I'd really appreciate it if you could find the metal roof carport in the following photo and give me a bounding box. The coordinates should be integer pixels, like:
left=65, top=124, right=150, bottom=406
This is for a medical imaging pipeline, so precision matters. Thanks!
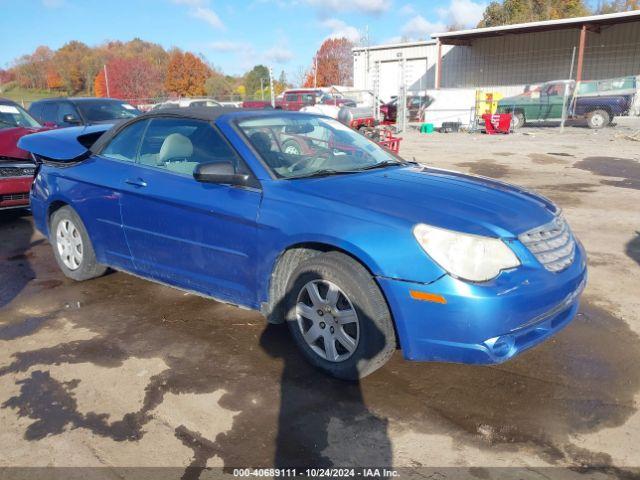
left=432, top=10, right=640, bottom=89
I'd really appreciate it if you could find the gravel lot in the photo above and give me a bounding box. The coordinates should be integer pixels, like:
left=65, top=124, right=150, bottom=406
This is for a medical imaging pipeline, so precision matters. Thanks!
left=1, top=120, right=639, bottom=479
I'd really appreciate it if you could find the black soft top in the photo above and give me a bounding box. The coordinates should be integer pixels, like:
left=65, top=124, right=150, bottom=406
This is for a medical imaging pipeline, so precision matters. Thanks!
left=90, top=107, right=242, bottom=153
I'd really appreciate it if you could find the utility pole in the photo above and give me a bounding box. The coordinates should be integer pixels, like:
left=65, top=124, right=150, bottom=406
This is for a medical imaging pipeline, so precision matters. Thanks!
left=269, top=67, right=275, bottom=108
left=314, top=56, right=318, bottom=88
left=103, top=64, right=110, bottom=97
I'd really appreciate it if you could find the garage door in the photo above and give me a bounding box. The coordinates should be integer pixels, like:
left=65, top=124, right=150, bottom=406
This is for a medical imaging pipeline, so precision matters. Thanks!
left=406, top=58, right=428, bottom=93
left=379, top=61, right=399, bottom=103
left=379, top=58, right=428, bottom=102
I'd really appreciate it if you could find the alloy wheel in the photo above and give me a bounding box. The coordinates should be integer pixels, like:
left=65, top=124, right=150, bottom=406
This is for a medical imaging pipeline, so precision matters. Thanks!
left=295, top=279, right=360, bottom=362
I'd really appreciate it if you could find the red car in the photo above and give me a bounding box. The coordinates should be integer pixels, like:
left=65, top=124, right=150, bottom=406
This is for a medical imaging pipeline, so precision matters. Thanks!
left=0, top=99, right=47, bottom=212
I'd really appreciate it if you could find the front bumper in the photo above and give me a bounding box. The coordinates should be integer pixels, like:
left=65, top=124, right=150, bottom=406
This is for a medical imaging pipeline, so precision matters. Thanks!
left=378, top=241, right=587, bottom=364
left=0, top=177, right=32, bottom=210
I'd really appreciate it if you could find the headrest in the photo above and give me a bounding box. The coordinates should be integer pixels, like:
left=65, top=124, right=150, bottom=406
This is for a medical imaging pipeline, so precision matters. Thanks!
left=159, top=133, right=193, bottom=163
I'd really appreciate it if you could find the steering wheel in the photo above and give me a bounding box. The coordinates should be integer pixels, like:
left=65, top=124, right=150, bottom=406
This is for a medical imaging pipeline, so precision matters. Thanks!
left=287, top=153, right=330, bottom=174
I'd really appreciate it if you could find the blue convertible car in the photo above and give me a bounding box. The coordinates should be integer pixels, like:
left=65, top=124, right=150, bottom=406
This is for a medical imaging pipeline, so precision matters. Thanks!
left=19, top=108, right=587, bottom=379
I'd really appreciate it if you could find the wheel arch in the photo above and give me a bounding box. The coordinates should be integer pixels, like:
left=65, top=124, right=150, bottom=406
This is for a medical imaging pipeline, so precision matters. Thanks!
left=262, top=241, right=380, bottom=324
left=45, top=199, right=70, bottom=237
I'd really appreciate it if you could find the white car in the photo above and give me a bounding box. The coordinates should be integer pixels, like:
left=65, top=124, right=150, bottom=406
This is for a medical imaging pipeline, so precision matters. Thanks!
left=153, top=98, right=223, bottom=110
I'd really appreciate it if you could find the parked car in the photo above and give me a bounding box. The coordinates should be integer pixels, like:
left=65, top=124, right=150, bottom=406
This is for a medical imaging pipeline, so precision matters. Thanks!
left=497, top=77, right=637, bottom=129
left=19, top=108, right=587, bottom=379
left=242, top=89, right=356, bottom=110
left=29, top=97, right=141, bottom=127
left=381, top=95, right=432, bottom=123
left=0, top=99, right=47, bottom=211
left=153, top=98, right=223, bottom=109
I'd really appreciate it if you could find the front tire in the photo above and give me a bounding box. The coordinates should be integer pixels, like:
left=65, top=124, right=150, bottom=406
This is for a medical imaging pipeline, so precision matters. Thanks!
left=587, top=109, right=609, bottom=129
left=284, top=252, right=396, bottom=380
left=50, top=206, right=107, bottom=281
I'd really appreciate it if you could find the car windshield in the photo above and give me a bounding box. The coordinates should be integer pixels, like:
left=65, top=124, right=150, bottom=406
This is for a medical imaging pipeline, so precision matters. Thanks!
left=238, top=115, right=404, bottom=179
left=76, top=100, right=140, bottom=122
left=0, top=103, right=41, bottom=130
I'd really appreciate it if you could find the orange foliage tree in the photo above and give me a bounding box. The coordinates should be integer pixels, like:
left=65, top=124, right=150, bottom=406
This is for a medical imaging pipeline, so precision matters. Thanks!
left=46, top=69, right=64, bottom=90
left=303, top=38, right=354, bottom=88
left=94, top=69, right=107, bottom=97
left=165, top=51, right=210, bottom=97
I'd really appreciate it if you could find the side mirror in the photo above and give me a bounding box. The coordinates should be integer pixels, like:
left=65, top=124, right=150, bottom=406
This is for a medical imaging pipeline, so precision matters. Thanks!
left=63, top=114, right=81, bottom=125
left=43, top=121, right=57, bottom=128
left=193, top=161, right=251, bottom=187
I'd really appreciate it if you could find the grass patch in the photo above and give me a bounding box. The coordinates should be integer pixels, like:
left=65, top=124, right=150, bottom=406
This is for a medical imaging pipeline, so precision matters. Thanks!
left=0, top=83, right=68, bottom=107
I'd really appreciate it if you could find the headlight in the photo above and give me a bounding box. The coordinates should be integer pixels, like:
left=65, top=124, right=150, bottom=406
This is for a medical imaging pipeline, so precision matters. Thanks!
left=413, top=224, right=520, bottom=282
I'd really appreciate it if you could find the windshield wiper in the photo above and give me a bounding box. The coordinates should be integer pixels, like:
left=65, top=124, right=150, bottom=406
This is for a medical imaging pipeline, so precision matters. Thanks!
left=358, top=160, right=404, bottom=171
left=291, top=168, right=362, bottom=179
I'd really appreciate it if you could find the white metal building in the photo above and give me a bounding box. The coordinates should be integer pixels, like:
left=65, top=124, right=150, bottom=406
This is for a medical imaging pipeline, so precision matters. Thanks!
left=353, top=40, right=452, bottom=102
left=353, top=10, right=640, bottom=102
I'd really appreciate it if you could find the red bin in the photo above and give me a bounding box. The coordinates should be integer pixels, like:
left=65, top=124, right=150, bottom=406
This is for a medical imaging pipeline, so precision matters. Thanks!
left=482, top=113, right=512, bottom=134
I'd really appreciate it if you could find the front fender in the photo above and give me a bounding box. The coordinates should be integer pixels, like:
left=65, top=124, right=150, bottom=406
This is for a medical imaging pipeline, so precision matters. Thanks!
left=255, top=183, right=446, bottom=305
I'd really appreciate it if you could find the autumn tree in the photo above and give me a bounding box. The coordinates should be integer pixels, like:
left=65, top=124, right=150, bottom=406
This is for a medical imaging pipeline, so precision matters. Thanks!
left=165, top=50, right=210, bottom=97
left=13, top=46, right=53, bottom=90
left=303, top=38, right=354, bottom=88
left=244, top=65, right=270, bottom=97
left=94, top=58, right=164, bottom=100
left=205, top=70, right=236, bottom=99
left=46, top=68, right=64, bottom=90
left=0, top=69, right=15, bottom=84
left=94, top=69, right=108, bottom=97
left=53, top=41, right=92, bottom=93
left=478, top=0, right=590, bottom=27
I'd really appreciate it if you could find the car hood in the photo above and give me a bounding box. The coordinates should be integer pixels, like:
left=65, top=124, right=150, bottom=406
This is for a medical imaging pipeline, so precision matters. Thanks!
left=0, top=126, right=49, bottom=159
left=288, top=165, right=558, bottom=237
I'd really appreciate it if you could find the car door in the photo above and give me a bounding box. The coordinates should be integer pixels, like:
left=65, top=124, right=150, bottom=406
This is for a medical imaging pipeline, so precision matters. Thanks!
left=119, top=117, right=261, bottom=306
left=74, top=119, right=150, bottom=270
left=283, top=94, right=297, bottom=111
left=38, top=103, right=59, bottom=126
left=543, top=84, right=566, bottom=120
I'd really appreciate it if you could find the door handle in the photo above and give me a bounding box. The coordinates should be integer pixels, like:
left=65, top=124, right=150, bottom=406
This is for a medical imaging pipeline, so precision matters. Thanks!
left=125, top=178, right=147, bottom=188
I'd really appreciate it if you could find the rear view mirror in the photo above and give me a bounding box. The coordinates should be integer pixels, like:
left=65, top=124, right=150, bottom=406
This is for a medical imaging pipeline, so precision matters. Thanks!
left=193, top=161, right=251, bottom=187
left=284, top=124, right=314, bottom=134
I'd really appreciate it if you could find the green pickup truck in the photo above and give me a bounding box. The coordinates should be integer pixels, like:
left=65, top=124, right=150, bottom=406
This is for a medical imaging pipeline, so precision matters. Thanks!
left=497, top=76, right=638, bottom=129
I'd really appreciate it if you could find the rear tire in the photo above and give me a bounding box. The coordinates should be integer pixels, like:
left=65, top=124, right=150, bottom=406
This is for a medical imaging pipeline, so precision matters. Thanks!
left=284, top=251, right=396, bottom=380
left=511, top=111, right=525, bottom=129
left=50, top=206, right=107, bottom=281
left=587, top=109, right=610, bottom=129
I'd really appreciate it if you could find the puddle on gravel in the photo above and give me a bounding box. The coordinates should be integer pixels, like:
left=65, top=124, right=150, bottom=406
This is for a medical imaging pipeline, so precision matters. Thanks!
left=574, top=157, right=640, bottom=190
left=626, top=232, right=640, bottom=267
left=1, top=213, right=640, bottom=477
left=534, top=183, right=599, bottom=207
left=456, top=160, right=511, bottom=179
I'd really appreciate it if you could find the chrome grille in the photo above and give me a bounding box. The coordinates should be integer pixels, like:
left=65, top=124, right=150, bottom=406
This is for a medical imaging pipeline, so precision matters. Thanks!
left=1, top=193, right=29, bottom=201
left=0, top=166, right=35, bottom=177
left=519, top=216, right=576, bottom=272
